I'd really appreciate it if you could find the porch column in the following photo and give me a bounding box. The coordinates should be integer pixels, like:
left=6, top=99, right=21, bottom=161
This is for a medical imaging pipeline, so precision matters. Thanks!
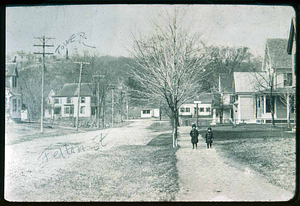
left=287, top=94, right=290, bottom=122
left=263, top=95, right=266, bottom=114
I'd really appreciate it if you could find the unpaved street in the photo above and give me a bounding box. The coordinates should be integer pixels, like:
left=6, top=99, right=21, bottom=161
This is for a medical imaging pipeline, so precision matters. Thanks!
left=5, top=119, right=168, bottom=201
left=175, top=126, right=294, bottom=201
left=5, top=120, right=295, bottom=201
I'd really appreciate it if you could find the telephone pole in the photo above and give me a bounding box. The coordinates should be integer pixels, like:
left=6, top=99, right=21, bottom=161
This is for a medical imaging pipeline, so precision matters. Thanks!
left=92, top=75, right=105, bottom=128
left=74, top=61, right=90, bottom=131
left=34, top=36, right=54, bottom=134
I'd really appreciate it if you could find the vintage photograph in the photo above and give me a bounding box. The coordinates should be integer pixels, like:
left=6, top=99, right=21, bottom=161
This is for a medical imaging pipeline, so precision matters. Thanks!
left=5, top=4, right=296, bottom=201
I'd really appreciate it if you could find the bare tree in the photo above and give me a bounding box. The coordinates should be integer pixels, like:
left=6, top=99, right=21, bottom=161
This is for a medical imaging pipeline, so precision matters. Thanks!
left=250, top=70, right=276, bottom=126
left=129, top=8, right=209, bottom=148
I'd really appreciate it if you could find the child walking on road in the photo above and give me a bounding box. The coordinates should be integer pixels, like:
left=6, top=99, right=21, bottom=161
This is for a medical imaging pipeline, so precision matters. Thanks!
left=190, top=124, right=199, bottom=149
left=205, top=127, right=213, bottom=149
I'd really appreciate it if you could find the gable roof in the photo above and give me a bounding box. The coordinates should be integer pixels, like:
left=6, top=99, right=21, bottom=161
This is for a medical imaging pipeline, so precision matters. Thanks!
left=234, top=72, right=268, bottom=93
left=219, top=73, right=234, bottom=93
left=183, top=93, right=213, bottom=104
left=287, top=17, right=296, bottom=55
left=266, top=38, right=292, bottom=68
left=6, top=63, right=18, bottom=76
left=55, top=83, right=94, bottom=97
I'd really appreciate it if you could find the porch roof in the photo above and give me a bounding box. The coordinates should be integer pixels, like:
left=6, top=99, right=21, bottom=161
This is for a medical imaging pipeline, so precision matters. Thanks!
left=260, top=87, right=295, bottom=94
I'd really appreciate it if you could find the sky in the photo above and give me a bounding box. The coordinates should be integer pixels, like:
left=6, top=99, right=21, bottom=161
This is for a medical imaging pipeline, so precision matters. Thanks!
left=6, top=5, right=295, bottom=58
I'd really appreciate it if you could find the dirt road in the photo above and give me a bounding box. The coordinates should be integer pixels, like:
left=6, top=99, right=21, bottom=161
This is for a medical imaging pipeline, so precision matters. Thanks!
left=5, top=119, right=167, bottom=201
left=175, top=126, right=294, bottom=201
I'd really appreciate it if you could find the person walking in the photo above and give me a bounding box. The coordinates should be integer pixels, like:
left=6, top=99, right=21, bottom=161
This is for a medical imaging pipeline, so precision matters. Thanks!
left=205, top=127, right=214, bottom=149
left=190, top=123, right=199, bottom=149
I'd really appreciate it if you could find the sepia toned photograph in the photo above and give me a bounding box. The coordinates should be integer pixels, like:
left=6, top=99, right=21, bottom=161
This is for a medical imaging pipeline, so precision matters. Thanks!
left=5, top=4, right=297, bottom=202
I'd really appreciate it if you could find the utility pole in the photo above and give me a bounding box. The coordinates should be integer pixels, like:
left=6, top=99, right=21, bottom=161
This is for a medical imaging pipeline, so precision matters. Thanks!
left=112, top=88, right=114, bottom=128
left=108, top=84, right=116, bottom=128
left=194, top=101, right=201, bottom=128
left=34, top=36, right=54, bottom=134
left=74, top=61, right=90, bottom=131
left=126, top=87, right=129, bottom=122
left=93, top=75, right=105, bottom=128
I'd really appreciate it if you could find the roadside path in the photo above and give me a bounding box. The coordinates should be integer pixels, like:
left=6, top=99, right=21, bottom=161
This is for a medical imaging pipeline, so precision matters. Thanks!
left=175, top=127, right=294, bottom=202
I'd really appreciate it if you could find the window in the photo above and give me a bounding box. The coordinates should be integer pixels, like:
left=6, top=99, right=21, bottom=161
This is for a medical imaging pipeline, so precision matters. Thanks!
left=80, top=106, right=85, bottom=114
left=143, top=110, right=150, bottom=114
left=200, top=107, right=204, bottom=112
left=54, top=107, right=61, bottom=114
left=67, top=97, right=71, bottom=103
left=12, top=76, right=17, bottom=88
left=185, top=108, right=190, bottom=112
left=284, top=73, right=292, bottom=87
left=54, top=99, right=59, bottom=104
left=18, top=99, right=21, bottom=112
left=206, top=107, right=211, bottom=112
left=13, top=99, right=17, bottom=112
left=180, top=107, right=185, bottom=112
left=70, top=106, right=74, bottom=114
left=81, top=97, right=85, bottom=103
left=64, top=107, right=70, bottom=114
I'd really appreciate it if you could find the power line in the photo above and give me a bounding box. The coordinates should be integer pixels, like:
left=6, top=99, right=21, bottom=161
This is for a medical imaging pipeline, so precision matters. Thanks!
left=33, top=36, right=55, bottom=134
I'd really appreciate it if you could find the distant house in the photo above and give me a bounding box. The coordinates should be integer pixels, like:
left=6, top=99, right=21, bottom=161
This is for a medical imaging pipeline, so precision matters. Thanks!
left=141, top=108, right=160, bottom=118
left=51, top=83, right=97, bottom=118
left=5, top=62, right=22, bottom=122
left=179, top=93, right=213, bottom=117
left=211, top=73, right=235, bottom=124
left=45, top=89, right=56, bottom=119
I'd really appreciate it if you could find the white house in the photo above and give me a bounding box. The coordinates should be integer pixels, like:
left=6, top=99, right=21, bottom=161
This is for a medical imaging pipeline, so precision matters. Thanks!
left=179, top=93, right=213, bottom=117
left=5, top=62, right=22, bottom=122
left=51, top=83, right=97, bottom=119
left=141, top=108, right=160, bottom=118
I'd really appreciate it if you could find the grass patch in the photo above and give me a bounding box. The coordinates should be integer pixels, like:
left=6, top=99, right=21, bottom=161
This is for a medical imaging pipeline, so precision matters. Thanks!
left=148, top=121, right=172, bottom=132
left=201, top=126, right=296, bottom=193
left=25, top=133, right=179, bottom=201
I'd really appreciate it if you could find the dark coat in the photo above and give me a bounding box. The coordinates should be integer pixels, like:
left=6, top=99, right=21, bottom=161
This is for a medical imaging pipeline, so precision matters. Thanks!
left=205, top=131, right=213, bottom=143
left=190, top=129, right=199, bottom=144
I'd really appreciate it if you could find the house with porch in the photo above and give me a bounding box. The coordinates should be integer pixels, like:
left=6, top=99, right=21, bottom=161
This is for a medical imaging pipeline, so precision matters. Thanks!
left=232, top=38, right=295, bottom=124
left=5, top=62, right=22, bottom=122
left=51, top=83, right=97, bottom=119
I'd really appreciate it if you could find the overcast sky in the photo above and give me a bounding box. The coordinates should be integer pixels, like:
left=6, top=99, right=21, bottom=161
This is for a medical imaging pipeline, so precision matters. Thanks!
left=6, top=5, right=295, bottom=58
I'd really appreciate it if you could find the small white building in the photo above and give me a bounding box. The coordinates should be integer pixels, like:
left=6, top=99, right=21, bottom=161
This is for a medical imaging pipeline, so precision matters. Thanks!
left=179, top=94, right=213, bottom=117
left=141, top=108, right=160, bottom=118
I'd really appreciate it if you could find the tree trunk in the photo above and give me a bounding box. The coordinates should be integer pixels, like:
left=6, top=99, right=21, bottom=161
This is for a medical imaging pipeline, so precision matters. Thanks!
left=172, top=109, right=178, bottom=148
left=270, top=95, right=275, bottom=127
